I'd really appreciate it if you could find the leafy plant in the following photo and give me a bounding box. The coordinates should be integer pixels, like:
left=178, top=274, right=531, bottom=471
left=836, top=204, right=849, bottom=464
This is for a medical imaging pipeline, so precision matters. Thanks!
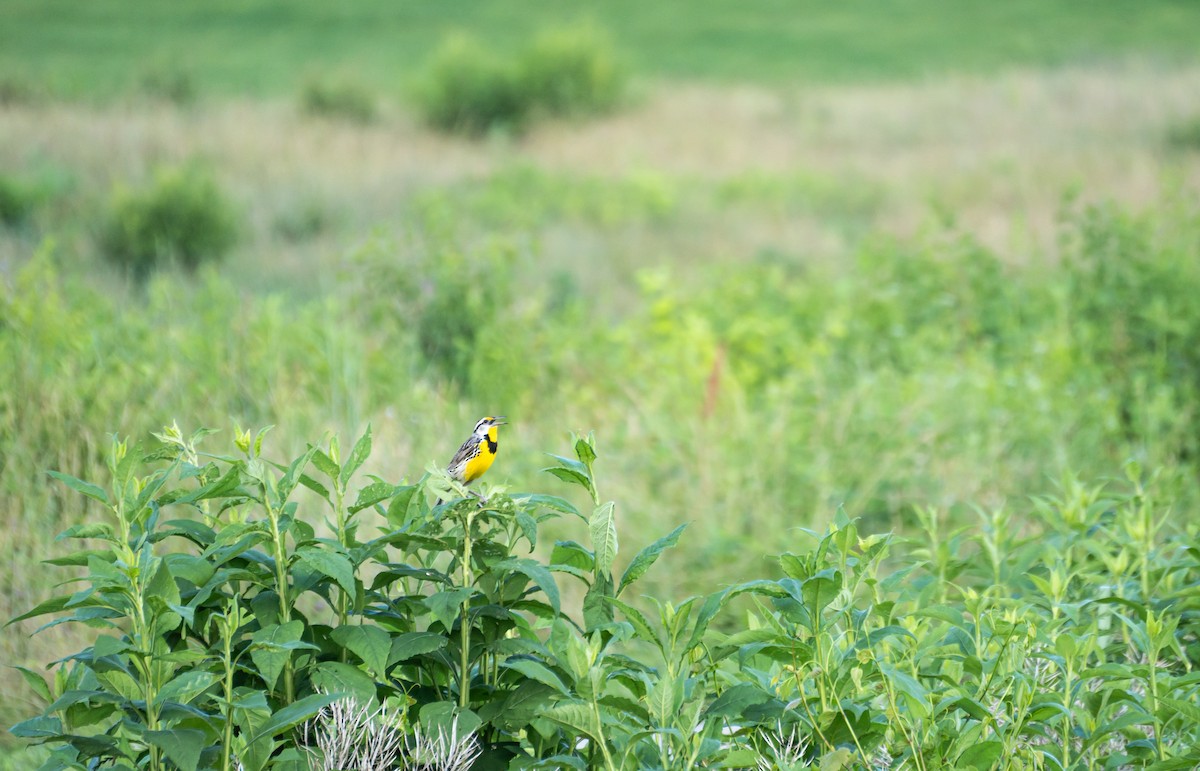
left=100, top=163, right=239, bottom=279
left=413, top=34, right=527, bottom=136
left=299, top=74, right=377, bottom=124
left=515, top=25, right=625, bottom=118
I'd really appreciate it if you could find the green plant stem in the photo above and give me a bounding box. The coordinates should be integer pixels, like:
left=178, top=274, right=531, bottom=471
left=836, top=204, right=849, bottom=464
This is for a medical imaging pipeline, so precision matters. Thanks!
left=221, top=628, right=236, bottom=771
left=459, top=506, right=475, bottom=710
left=265, top=495, right=295, bottom=704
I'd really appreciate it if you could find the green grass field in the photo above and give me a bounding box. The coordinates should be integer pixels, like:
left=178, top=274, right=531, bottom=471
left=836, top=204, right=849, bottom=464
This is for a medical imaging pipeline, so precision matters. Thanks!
left=3, top=2, right=1200, bottom=768
left=2, top=0, right=1200, bottom=97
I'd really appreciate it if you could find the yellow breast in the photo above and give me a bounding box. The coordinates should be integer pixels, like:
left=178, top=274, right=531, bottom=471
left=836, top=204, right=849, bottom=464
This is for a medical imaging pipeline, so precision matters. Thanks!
left=462, top=427, right=499, bottom=482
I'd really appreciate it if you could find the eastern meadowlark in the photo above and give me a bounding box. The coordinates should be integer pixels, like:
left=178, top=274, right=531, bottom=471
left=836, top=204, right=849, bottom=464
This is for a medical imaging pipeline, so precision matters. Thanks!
left=438, top=415, right=507, bottom=504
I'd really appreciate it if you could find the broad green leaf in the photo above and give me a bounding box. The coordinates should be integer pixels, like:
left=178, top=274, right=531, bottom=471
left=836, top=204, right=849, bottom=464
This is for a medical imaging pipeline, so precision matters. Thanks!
left=802, top=569, right=842, bottom=619
left=542, top=700, right=601, bottom=741
left=340, top=425, right=372, bottom=487
left=54, top=523, right=116, bottom=543
left=247, top=692, right=342, bottom=745
left=311, top=448, right=340, bottom=482
left=155, top=671, right=220, bottom=708
left=47, top=470, right=109, bottom=505
left=7, top=594, right=71, bottom=626
left=518, top=494, right=581, bottom=519
left=618, top=524, right=687, bottom=595
left=609, top=597, right=661, bottom=648
left=500, top=658, right=571, bottom=695
left=574, top=436, right=597, bottom=470
left=250, top=620, right=305, bottom=692
left=583, top=571, right=614, bottom=631
left=495, top=558, right=561, bottom=614
left=1159, top=697, right=1200, bottom=724
left=385, top=484, right=423, bottom=528
left=8, top=715, right=62, bottom=738
left=145, top=728, right=206, bottom=771
left=495, top=681, right=557, bottom=731
left=419, top=701, right=481, bottom=737
left=331, top=624, right=391, bottom=677
left=350, top=481, right=396, bottom=514
left=550, top=540, right=594, bottom=572
left=704, top=682, right=771, bottom=719
left=590, top=501, right=617, bottom=578
left=388, top=631, right=449, bottom=665
left=542, top=466, right=591, bottom=492
left=956, top=740, right=1003, bottom=770
left=311, top=661, right=377, bottom=705
left=424, top=587, right=473, bottom=632
left=14, top=666, right=52, bottom=702
left=295, top=547, right=356, bottom=596
left=297, top=473, right=332, bottom=504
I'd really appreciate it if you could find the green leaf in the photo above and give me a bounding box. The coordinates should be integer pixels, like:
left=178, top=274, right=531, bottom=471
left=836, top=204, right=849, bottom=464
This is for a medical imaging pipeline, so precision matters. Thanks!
left=331, top=624, right=392, bottom=677
left=311, top=661, right=377, bottom=705
left=295, top=547, right=357, bottom=596
left=8, top=715, right=62, bottom=738
left=47, top=470, right=109, bottom=505
left=542, top=466, right=592, bottom=492
left=609, top=597, right=661, bottom=648
left=145, top=729, right=206, bottom=771
left=704, top=682, right=772, bottom=719
left=340, top=425, right=372, bottom=487
left=298, top=474, right=332, bottom=504
left=542, top=700, right=601, bottom=741
left=155, top=671, right=220, bottom=707
left=956, top=740, right=1003, bottom=770
left=388, top=631, right=449, bottom=665
left=424, top=587, right=474, bottom=632
left=385, top=484, right=423, bottom=529
left=419, top=701, right=481, bottom=737
left=350, top=481, right=396, bottom=514
left=495, top=558, right=561, bottom=615
left=312, top=448, right=340, bottom=482
left=574, top=436, right=597, bottom=472
left=6, top=594, right=71, bottom=626
left=583, top=571, right=614, bottom=631
left=590, top=501, right=618, bottom=578
left=618, top=524, right=687, bottom=595
left=500, top=658, right=571, bottom=695
left=518, top=494, right=581, bottom=519
left=54, top=522, right=117, bottom=542
left=14, top=666, right=52, bottom=702
left=250, top=620, right=305, bottom=692
left=1159, top=697, right=1200, bottom=724
left=802, top=568, right=842, bottom=619
left=247, top=692, right=342, bottom=745
left=495, top=682, right=557, bottom=731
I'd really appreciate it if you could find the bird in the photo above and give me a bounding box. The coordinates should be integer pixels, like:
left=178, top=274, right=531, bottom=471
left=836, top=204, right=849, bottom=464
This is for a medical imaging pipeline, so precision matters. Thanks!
left=437, top=416, right=507, bottom=505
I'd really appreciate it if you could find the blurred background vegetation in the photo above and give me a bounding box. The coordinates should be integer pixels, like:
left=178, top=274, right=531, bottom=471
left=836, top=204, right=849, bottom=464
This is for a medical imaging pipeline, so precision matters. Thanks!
left=3, top=0, right=1200, bottom=760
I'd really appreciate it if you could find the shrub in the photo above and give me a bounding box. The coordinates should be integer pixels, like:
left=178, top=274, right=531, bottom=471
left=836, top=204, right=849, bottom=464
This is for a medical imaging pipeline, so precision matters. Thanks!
left=1166, top=115, right=1200, bottom=151
left=100, top=164, right=238, bottom=278
left=515, top=24, right=625, bottom=117
left=0, top=174, right=37, bottom=227
left=299, top=73, right=378, bottom=124
left=414, top=34, right=526, bottom=136
left=139, top=61, right=197, bottom=105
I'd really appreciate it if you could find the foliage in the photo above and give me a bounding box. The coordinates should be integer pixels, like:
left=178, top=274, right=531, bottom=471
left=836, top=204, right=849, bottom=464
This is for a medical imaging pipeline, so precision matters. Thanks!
left=10, top=431, right=1200, bottom=769
left=413, top=33, right=528, bottom=136
left=1165, top=116, right=1200, bottom=152
left=100, top=163, right=239, bottom=278
left=414, top=23, right=625, bottom=136
left=139, top=60, right=198, bottom=105
left=0, top=174, right=38, bottom=227
left=5, top=0, right=1200, bottom=99
left=515, top=24, right=625, bottom=118
left=299, top=73, right=377, bottom=124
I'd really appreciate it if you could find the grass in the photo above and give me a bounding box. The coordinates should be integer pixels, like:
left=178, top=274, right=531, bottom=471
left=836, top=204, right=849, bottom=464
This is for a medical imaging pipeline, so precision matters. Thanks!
left=1, top=0, right=1200, bottom=98
left=4, top=2, right=1200, bottom=764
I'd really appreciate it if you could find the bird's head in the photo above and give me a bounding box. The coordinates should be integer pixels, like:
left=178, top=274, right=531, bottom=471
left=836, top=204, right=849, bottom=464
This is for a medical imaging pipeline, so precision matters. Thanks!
left=473, top=415, right=507, bottom=439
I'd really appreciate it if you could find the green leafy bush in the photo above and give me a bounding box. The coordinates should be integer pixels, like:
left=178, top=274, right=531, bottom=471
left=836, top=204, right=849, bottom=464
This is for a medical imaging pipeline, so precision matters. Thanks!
left=414, top=24, right=627, bottom=136
left=100, top=164, right=239, bottom=278
left=299, top=73, right=377, bottom=124
left=414, top=34, right=527, bottom=136
left=1165, top=115, right=1200, bottom=151
left=0, top=174, right=37, bottom=227
left=10, top=431, right=1200, bottom=769
left=515, top=25, right=625, bottom=118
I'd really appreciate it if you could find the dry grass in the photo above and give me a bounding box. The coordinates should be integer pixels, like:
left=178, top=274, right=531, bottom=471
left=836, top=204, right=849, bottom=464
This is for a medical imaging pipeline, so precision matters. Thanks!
left=2, top=62, right=1198, bottom=284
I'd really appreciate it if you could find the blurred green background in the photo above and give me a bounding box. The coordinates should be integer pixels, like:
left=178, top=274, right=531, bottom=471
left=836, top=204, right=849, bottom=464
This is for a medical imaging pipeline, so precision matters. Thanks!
left=3, top=0, right=1200, bottom=760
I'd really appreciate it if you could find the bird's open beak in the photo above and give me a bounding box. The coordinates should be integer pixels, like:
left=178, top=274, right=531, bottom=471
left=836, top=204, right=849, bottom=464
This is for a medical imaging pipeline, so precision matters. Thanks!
left=493, top=416, right=508, bottom=426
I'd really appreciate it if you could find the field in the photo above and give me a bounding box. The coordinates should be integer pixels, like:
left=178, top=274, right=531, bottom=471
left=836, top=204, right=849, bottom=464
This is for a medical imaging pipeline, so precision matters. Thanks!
left=3, top=2, right=1200, bottom=769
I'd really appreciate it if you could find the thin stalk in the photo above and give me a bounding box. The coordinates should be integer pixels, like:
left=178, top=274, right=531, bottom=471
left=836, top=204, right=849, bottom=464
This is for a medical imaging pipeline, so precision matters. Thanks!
left=459, top=507, right=475, bottom=710
left=220, top=624, right=236, bottom=771
left=264, top=494, right=295, bottom=703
